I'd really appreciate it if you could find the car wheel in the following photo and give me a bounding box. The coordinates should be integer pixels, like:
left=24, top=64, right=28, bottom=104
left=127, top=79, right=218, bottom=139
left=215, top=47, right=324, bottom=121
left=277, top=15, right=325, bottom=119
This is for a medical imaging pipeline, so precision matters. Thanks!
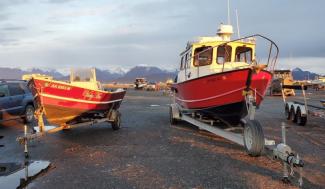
left=24, top=105, right=35, bottom=123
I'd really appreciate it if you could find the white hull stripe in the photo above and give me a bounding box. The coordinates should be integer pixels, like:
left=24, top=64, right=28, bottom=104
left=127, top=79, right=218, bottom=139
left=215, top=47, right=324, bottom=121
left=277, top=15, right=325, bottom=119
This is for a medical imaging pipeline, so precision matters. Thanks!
left=40, top=93, right=123, bottom=104
left=176, top=87, right=264, bottom=103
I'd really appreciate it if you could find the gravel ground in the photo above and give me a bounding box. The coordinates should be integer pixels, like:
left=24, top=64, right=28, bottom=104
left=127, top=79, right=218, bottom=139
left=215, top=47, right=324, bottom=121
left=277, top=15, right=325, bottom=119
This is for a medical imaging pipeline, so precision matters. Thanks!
left=0, top=89, right=324, bottom=189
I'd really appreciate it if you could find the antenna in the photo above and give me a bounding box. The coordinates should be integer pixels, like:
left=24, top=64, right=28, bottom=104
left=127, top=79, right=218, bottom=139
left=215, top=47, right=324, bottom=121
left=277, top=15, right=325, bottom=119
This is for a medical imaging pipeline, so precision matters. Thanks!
left=235, top=9, right=240, bottom=38
left=227, top=0, right=231, bottom=24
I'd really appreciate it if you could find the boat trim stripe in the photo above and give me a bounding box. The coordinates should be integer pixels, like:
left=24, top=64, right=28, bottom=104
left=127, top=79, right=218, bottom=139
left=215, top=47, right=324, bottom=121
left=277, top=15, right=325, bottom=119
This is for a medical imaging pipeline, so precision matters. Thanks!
left=176, top=87, right=264, bottom=103
left=39, top=93, right=123, bottom=104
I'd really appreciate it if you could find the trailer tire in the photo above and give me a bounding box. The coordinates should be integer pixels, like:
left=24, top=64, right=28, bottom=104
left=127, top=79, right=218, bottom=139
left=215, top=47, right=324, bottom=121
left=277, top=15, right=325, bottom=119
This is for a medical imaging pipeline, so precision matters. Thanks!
left=169, top=106, right=177, bottom=125
left=111, top=111, right=121, bottom=130
left=296, top=108, right=307, bottom=126
left=285, top=104, right=291, bottom=120
left=23, top=105, right=35, bottom=124
left=243, top=120, right=264, bottom=157
left=290, top=107, right=297, bottom=123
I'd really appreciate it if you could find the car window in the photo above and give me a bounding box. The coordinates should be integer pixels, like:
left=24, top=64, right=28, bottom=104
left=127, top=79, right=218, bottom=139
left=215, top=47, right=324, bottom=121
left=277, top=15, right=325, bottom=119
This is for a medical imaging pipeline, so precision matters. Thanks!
left=20, top=82, right=30, bottom=93
left=8, top=83, right=25, bottom=96
left=0, top=84, right=10, bottom=97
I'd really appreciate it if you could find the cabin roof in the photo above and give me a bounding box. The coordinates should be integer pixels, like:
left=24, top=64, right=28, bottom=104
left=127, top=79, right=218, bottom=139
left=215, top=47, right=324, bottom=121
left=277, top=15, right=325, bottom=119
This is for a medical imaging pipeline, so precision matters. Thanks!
left=180, top=36, right=255, bottom=56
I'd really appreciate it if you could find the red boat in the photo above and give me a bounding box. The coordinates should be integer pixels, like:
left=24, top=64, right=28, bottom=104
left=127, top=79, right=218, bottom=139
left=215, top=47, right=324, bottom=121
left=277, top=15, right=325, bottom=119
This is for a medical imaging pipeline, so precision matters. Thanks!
left=29, top=69, right=126, bottom=127
left=172, top=24, right=278, bottom=126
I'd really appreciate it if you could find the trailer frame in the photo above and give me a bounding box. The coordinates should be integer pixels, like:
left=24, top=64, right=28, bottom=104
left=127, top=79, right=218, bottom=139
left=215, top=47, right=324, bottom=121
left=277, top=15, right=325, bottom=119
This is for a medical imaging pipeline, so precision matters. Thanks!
left=170, top=91, right=304, bottom=185
left=282, top=84, right=325, bottom=126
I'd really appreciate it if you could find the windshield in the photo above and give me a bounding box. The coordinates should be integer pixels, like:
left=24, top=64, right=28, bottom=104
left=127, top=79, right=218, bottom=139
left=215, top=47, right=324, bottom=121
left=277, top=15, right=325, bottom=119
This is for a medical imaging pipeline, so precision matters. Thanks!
left=71, top=68, right=95, bottom=82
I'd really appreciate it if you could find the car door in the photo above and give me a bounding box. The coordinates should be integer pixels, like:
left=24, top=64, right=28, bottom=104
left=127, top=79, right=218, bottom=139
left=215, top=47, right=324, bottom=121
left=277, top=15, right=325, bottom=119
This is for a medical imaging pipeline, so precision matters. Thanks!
left=0, top=84, right=11, bottom=121
left=8, top=83, right=25, bottom=117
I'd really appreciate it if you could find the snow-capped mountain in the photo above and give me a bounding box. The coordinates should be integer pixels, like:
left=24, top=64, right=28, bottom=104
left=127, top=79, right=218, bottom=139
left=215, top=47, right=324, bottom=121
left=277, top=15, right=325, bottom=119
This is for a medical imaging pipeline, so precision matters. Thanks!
left=0, top=66, right=176, bottom=82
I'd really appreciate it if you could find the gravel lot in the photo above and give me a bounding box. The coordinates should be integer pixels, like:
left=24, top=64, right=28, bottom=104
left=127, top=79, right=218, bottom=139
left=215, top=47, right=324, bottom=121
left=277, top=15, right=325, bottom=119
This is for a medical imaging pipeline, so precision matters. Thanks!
left=0, top=89, right=324, bottom=189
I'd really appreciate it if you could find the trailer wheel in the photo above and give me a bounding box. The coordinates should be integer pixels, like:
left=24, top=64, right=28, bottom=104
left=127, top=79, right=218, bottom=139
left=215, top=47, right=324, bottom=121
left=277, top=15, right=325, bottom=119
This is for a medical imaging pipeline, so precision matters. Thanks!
left=290, top=107, right=297, bottom=123
left=296, top=108, right=307, bottom=126
left=111, top=111, right=121, bottom=130
left=169, top=106, right=177, bottom=125
left=285, top=104, right=291, bottom=120
left=243, top=120, right=265, bottom=157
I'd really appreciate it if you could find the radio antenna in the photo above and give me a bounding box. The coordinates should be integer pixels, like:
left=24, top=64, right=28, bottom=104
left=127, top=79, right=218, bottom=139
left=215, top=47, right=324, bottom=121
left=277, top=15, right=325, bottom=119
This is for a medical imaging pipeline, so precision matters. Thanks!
left=227, top=0, right=231, bottom=24
left=235, top=9, right=240, bottom=38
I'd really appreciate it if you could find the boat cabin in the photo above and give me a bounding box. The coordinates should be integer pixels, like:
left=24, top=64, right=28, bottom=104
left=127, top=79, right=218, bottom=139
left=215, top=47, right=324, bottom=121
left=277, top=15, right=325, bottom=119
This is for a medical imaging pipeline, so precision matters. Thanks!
left=177, top=24, right=256, bottom=83
left=135, top=78, right=147, bottom=84
left=70, top=68, right=103, bottom=90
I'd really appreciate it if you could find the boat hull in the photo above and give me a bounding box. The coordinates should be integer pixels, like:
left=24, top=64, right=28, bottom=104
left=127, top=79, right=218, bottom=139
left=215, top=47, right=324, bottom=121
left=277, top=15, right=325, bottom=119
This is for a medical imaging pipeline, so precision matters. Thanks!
left=173, top=68, right=272, bottom=125
left=29, top=78, right=126, bottom=126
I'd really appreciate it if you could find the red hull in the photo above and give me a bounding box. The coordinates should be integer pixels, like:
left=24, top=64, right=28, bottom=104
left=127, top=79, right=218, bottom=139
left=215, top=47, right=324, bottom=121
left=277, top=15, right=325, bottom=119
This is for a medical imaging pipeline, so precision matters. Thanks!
left=173, top=68, right=272, bottom=110
left=30, top=78, right=126, bottom=125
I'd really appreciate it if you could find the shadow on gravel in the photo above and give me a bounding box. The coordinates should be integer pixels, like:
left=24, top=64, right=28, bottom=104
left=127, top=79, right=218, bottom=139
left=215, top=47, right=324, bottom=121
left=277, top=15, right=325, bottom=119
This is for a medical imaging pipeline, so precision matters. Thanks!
left=169, top=127, right=324, bottom=189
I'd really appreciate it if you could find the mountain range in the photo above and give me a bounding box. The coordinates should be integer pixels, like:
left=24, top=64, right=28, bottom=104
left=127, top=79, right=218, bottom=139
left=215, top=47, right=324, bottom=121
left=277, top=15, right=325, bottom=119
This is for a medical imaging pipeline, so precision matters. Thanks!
left=0, top=66, right=177, bottom=83
left=0, top=66, right=321, bottom=82
left=291, top=67, right=320, bottom=80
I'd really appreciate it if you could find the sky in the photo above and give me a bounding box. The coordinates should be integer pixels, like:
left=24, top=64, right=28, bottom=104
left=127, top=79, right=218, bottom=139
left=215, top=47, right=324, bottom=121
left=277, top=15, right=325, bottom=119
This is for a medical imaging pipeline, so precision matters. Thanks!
left=0, top=0, right=324, bottom=74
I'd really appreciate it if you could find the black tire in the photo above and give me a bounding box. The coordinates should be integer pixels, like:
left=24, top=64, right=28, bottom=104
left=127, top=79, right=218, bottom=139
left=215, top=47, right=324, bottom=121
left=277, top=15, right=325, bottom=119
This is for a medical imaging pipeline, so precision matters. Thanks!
left=296, top=108, right=307, bottom=126
left=111, top=111, right=121, bottom=130
left=285, top=104, right=290, bottom=120
left=169, top=106, right=177, bottom=125
left=290, top=107, right=297, bottom=123
left=23, top=105, right=34, bottom=124
left=243, top=120, right=265, bottom=157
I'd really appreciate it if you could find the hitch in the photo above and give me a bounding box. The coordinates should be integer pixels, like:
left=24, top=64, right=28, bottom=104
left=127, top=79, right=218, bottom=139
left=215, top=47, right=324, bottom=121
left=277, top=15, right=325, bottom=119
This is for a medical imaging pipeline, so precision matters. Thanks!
left=271, top=122, right=304, bottom=186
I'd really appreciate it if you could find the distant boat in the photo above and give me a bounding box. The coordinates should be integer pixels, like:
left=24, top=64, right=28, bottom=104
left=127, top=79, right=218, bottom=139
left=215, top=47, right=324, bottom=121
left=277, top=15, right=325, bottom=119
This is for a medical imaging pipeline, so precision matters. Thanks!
left=310, top=76, right=325, bottom=90
left=172, top=23, right=278, bottom=125
left=134, top=78, right=147, bottom=90
left=29, top=68, right=126, bottom=126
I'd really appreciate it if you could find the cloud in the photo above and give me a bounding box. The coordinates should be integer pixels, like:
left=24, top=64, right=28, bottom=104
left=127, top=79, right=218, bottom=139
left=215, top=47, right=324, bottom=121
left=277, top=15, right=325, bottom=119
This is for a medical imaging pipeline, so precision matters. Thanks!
left=46, top=0, right=75, bottom=4
left=278, top=57, right=325, bottom=75
left=0, top=0, right=324, bottom=74
left=1, top=26, right=26, bottom=31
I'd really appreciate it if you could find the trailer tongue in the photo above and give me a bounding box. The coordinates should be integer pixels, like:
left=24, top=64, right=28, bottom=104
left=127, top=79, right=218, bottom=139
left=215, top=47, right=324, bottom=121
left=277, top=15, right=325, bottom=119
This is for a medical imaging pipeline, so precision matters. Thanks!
left=170, top=87, right=305, bottom=186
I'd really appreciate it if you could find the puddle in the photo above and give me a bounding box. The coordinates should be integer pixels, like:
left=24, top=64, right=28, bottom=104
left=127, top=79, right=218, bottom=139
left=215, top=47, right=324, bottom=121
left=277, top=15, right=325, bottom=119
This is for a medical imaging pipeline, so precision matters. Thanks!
left=149, top=104, right=161, bottom=107
left=0, top=161, right=50, bottom=189
left=33, top=126, right=57, bottom=133
left=0, top=163, right=22, bottom=176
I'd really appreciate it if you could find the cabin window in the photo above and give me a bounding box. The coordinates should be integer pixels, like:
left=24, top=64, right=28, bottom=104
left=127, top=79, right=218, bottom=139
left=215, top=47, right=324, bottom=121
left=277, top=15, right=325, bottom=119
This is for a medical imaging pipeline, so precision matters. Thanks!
left=217, top=45, right=232, bottom=64
left=185, top=54, right=188, bottom=69
left=180, top=57, right=184, bottom=70
left=235, top=46, right=252, bottom=63
left=187, top=52, right=192, bottom=68
left=194, top=46, right=213, bottom=67
left=184, top=53, right=191, bottom=69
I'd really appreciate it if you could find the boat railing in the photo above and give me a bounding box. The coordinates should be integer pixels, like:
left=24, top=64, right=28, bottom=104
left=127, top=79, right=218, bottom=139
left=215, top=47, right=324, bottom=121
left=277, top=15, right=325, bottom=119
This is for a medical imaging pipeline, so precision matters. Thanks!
left=192, top=34, right=279, bottom=77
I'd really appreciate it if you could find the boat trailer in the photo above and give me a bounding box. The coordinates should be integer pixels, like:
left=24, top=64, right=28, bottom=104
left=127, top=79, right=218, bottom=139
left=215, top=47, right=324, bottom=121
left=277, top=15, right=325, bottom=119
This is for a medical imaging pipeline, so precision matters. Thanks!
left=17, top=106, right=121, bottom=158
left=170, top=92, right=304, bottom=186
left=282, top=84, right=325, bottom=126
